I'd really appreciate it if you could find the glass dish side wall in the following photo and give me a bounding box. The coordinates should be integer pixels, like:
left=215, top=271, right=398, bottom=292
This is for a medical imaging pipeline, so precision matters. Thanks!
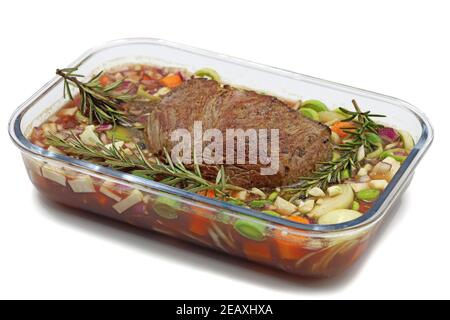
left=22, top=152, right=379, bottom=277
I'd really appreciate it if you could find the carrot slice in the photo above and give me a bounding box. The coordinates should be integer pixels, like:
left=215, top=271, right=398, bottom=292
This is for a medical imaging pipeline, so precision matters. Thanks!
left=99, top=75, right=111, bottom=87
left=189, top=213, right=210, bottom=236
left=331, top=121, right=355, bottom=138
left=159, top=73, right=183, bottom=88
left=242, top=241, right=272, bottom=262
left=273, top=218, right=310, bottom=260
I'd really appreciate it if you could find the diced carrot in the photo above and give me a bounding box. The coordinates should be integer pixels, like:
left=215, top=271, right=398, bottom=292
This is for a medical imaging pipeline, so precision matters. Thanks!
left=331, top=121, right=355, bottom=138
left=189, top=213, right=210, bottom=236
left=242, top=241, right=272, bottom=262
left=99, top=75, right=111, bottom=87
left=287, top=215, right=310, bottom=224
left=273, top=226, right=309, bottom=261
left=97, top=194, right=109, bottom=206
left=159, top=73, right=183, bottom=88
left=142, top=74, right=152, bottom=81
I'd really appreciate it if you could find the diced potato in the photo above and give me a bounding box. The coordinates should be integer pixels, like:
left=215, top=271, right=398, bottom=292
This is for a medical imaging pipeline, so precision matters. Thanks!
left=113, top=189, right=143, bottom=214
left=308, top=187, right=326, bottom=197
left=25, top=157, right=43, bottom=176
left=327, top=185, right=343, bottom=197
left=274, top=196, right=297, bottom=215
left=42, top=165, right=66, bottom=186
left=382, top=157, right=401, bottom=181
left=99, top=181, right=122, bottom=202
left=68, top=175, right=96, bottom=193
left=357, top=167, right=368, bottom=176
left=350, top=182, right=370, bottom=193
left=298, top=199, right=315, bottom=214
left=363, top=163, right=373, bottom=171
left=369, top=179, right=388, bottom=190
left=233, top=190, right=248, bottom=201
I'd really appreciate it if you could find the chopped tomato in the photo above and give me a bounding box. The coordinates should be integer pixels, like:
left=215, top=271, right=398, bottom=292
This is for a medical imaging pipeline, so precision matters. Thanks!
left=358, top=201, right=372, bottom=213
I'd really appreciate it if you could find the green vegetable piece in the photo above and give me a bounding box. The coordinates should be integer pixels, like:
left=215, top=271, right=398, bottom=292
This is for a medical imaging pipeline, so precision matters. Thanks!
left=341, top=168, right=351, bottom=180
left=153, top=196, right=181, bottom=220
left=356, top=189, right=381, bottom=202
left=399, top=130, right=414, bottom=150
left=75, top=111, right=89, bottom=124
left=299, top=108, right=320, bottom=121
left=380, top=149, right=407, bottom=163
left=249, top=199, right=272, bottom=208
left=301, top=99, right=329, bottom=112
left=366, top=132, right=382, bottom=145
left=352, top=201, right=360, bottom=211
left=261, top=210, right=281, bottom=217
left=234, top=219, right=266, bottom=241
left=267, top=191, right=279, bottom=202
left=194, top=68, right=221, bottom=81
left=367, top=143, right=383, bottom=159
left=332, top=151, right=341, bottom=161
left=227, top=198, right=246, bottom=206
left=136, top=85, right=161, bottom=102
left=106, top=126, right=133, bottom=142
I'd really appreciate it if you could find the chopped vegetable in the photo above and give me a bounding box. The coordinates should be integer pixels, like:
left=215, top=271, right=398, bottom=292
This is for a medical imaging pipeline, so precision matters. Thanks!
left=369, top=179, right=388, bottom=190
left=68, top=175, right=96, bottom=193
left=194, top=68, right=221, bottom=81
left=399, top=130, right=414, bottom=150
left=159, top=73, right=183, bottom=88
left=327, top=185, right=342, bottom=197
left=330, top=121, right=355, bottom=138
left=274, top=196, right=298, bottom=215
left=267, top=191, right=278, bottom=202
left=318, top=111, right=345, bottom=123
left=309, top=184, right=354, bottom=218
left=318, top=209, right=362, bottom=225
left=308, top=187, right=326, bottom=197
left=378, top=127, right=399, bottom=142
left=153, top=196, right=181, bottom=219
left=301, top=99, right=328, bottom=112
left=80, top=125, right=102, bottom=146
left=298, top=199, right=315, bottom=214
left=41, top=165, right=66, bottom=186
left=299, top=108, right=320, bottom=121
left=356, top=188, right=380, bottom=202
left=234, top=218, right=266, bottom=241
left=106, top=126, right=134, bottom=142
left=249, top=199, right=272, bottom=208
left=351, top=201, right=360, bottom=211
left=112, top=189, right=143, bottom=214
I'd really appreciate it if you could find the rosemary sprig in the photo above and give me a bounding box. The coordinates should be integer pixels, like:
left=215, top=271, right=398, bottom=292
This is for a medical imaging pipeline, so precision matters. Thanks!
left=56, top=66, right=132, bottom=126
left=47, top=132, right=242, bottom=195
left=285, top=99, right=385, bottom=202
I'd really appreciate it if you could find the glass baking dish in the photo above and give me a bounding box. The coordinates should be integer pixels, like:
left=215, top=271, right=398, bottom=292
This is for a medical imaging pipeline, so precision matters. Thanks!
left=8, top=38, right=433, bottom=278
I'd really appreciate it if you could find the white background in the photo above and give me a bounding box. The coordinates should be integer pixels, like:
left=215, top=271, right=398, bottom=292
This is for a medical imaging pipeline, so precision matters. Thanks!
left=0, top=0, right=448, bottom=299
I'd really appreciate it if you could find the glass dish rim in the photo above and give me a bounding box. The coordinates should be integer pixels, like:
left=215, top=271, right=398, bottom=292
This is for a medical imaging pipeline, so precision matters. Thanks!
left=8, top=37, right=434, bottom=233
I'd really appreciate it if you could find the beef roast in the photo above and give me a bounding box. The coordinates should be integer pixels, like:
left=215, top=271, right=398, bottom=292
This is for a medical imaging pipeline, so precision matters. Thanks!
left=145, top=78, right=331, bottom=189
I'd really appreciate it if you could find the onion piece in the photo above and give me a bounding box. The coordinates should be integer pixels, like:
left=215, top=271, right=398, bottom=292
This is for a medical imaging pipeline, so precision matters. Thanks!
left=378, top=127, right=400, bottom=142
left=372, top=161, right=392, bottom=174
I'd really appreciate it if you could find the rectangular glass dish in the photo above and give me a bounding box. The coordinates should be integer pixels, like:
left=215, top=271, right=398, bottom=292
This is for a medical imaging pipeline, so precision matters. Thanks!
left=9, top=38, right=433, bottom=278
